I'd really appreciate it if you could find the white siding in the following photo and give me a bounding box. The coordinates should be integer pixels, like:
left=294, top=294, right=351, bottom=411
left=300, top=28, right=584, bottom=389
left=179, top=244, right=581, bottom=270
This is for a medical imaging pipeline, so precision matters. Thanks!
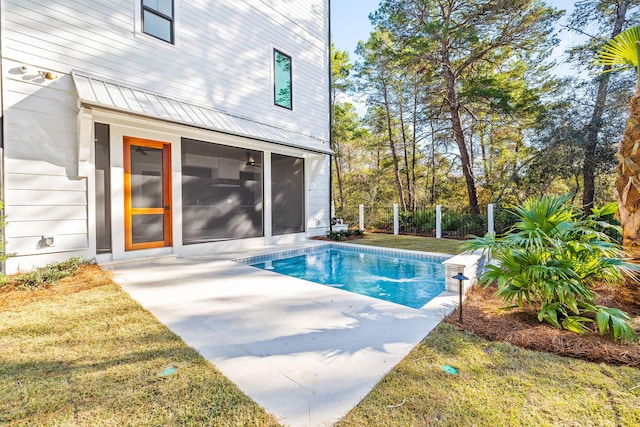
left=1, top=0, right=330, bottom=272
left=3, top=69, right=87, bottom=267
left=306, top=155, right=330, bottom=237
left=3, top=0, right=329, bottom=139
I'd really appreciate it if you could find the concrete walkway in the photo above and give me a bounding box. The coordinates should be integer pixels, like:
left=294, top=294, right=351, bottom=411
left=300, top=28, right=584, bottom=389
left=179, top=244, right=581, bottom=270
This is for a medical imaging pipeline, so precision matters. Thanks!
left=109, top=244, right=457, bottom=426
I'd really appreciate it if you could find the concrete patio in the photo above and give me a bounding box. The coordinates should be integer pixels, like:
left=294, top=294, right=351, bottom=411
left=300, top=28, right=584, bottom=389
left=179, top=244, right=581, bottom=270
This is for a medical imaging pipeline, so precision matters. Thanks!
left=108, top=243, right=457, bottom=426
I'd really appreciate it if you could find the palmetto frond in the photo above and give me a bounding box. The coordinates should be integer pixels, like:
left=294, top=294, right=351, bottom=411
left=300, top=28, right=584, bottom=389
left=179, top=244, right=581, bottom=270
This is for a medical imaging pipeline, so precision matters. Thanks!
left=594, top=25, right=640, bottom=76
left=466, top=195, right=636, bottom=341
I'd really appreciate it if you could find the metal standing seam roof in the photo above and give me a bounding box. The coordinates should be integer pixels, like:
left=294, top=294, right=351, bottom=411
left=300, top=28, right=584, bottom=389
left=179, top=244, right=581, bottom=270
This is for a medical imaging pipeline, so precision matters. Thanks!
left=71, top=70, right=332, bottom=155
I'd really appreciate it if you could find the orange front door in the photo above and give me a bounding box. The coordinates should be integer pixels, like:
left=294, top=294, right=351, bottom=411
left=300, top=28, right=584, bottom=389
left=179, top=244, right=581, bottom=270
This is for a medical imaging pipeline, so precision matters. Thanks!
left=123, top=137, right=172, bottom=250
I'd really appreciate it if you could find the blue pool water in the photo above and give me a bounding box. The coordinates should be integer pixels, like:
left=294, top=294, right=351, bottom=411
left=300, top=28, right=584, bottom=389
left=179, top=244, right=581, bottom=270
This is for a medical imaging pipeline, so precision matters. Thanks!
left=249, top=247, right=446, bottom=309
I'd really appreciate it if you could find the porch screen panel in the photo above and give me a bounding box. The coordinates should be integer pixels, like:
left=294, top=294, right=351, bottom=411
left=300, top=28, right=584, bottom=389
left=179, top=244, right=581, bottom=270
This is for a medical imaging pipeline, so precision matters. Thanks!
left=181, top=138, right=263, bottom=244
left=132, top=214, right=164, bottom=244
left=271, top=154, right=304, bottom=235
left=95, top=123, right=112, bottom=253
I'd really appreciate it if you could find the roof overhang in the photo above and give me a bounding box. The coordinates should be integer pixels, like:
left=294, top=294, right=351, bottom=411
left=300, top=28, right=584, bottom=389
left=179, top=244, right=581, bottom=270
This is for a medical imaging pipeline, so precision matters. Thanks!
left=71, top=70, right=332, bottom=155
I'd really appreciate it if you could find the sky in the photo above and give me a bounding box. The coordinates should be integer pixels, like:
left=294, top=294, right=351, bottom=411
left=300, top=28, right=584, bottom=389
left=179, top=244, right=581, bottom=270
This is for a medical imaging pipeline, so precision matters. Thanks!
left=330, top=0, right=581, bottom=78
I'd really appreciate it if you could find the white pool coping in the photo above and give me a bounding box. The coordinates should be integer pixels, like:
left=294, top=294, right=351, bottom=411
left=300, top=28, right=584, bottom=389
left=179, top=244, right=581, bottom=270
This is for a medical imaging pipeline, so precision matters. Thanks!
left=108, top=242, right=459, bottom=426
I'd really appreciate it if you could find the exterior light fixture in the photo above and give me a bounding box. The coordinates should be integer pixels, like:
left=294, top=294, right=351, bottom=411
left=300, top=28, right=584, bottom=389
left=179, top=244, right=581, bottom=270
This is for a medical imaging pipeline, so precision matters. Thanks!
left=452, top=272, right=468, bottom=323
left=38, top=70, right=57, bottom=80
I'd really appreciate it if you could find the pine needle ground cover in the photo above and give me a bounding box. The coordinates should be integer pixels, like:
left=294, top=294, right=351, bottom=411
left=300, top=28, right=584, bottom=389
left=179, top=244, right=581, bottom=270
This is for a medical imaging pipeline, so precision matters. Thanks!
left=350, top=233, right=640, bottom=366
left=0, top=265, right=279, bottom=427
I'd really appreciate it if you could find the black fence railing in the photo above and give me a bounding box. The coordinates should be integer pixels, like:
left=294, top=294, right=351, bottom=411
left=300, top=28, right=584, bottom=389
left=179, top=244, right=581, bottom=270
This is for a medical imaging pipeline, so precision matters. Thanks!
left=400, top=206, right=436, bottom=237
left=367, top=206, right=394, bottom=233
left=441, top=206, right=488, bottom=239
left=333, top=204, right=520, bottom=240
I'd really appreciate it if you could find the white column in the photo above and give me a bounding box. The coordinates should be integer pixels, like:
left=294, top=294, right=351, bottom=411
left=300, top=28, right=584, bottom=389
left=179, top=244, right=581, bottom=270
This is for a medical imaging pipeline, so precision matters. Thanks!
left=436, top=205, right=442, bottom=239
left=393, top=203, right=399, bottom=235
left=331, top=200, right=335, bottom=219
left=488, top=203, right=495, bottom=235
left=359, top=204, right=364, bottom=231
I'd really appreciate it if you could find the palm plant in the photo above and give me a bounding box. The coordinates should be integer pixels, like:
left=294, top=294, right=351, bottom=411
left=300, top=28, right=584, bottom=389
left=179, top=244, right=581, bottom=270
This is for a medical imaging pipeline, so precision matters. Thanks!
left=464, top=195, right=638, bottom=342
left=594, top=25, right=640, bottom=260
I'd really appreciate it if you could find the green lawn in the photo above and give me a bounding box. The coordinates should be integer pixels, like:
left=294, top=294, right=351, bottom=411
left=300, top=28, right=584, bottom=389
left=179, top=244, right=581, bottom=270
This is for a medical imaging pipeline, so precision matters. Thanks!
left=3, top=239, right=639, bottom=426
left=0, top=281, right=280, bottom=426
left=337, top=323, right=640, bottom=426
left=339, top=234, right=640, bottom=425
left=347, top=233, right=464, bottom=254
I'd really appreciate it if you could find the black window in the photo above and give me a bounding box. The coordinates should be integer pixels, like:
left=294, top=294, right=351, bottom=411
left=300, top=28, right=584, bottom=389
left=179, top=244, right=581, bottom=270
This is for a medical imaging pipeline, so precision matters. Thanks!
left=274, top=50, right=292, bottom=109
left=142, top=0, right=174, bottom=43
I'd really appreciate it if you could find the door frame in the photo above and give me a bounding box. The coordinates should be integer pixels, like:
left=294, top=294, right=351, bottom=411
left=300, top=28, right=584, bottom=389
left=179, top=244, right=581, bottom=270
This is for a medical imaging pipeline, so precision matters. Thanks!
left=123, top=136, right=173, bottom=250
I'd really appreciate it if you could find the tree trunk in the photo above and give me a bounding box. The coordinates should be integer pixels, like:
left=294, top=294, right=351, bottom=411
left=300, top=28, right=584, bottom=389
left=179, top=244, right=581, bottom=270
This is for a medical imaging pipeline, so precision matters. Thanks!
left=334, top=153, right=345, bottom=214
left=398, top=96, right=413, bottom=209
left=411, top=82, right=418, bottom=210
left=429, top=119, right=436, bottom=204
left=382, top=82, right=407, bottom=211
left=480, top=125, right=490, bottom=185
left=582, top=0, right=629, bottom=214
left=443, top=62, right=480, bottom=215
left=617, top=91, right=640, bottom=260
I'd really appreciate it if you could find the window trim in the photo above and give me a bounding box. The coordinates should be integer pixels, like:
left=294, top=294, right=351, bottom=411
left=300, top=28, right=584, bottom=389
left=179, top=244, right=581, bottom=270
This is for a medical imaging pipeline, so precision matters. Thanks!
left=141, top=0, right=175, bottom=44
left=273, top=49, right=293, bottom=110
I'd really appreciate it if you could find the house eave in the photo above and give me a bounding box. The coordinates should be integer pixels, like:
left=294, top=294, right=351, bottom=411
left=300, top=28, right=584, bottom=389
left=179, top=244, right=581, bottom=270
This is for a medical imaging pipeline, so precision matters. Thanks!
left=71, top=70, right=333, bottom=155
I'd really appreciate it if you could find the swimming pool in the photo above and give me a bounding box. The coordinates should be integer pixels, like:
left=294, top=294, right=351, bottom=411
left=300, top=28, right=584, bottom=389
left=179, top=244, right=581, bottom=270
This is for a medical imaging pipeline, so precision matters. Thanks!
left=237, top=244, right=449, bottom=309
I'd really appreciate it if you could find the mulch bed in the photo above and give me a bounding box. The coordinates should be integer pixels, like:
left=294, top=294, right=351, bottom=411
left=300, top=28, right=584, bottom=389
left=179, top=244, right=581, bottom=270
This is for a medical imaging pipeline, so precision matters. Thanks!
left=445, top=279, right=640, bottom=367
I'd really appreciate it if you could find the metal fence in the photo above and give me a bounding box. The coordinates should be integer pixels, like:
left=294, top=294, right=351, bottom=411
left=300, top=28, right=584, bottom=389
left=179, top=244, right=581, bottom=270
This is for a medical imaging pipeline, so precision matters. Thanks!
left=334, top=203, right=518, bottom=240
left=440, top=206, right=488, bottom=238
left=400, top=206, right=437, bottom=237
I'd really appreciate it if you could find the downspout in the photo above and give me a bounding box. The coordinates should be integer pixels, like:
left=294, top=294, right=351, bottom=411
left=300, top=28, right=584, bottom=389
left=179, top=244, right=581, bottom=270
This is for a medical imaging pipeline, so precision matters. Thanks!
left=328, top=0, right=333, bottom=234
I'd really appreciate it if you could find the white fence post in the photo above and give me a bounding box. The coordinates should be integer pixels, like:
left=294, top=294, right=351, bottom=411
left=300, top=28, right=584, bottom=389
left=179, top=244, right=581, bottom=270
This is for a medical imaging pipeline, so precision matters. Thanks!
left=436, top=205, right=442, bottom=239
left=331, top=201, right=335, bottom=219
left=359, top=204, right=364, bottom=231
left=488, top=203, right=495, bottom=235
left=393, top=203, right=399, bottom=235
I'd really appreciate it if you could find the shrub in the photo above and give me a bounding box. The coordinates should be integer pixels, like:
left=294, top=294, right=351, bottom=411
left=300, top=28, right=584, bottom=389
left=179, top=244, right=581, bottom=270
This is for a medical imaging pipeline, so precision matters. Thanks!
left=327, top=231, right=346, bottom=241
left=442, top=208, right=486, bottom=237
left=326, top=229, right=364, bottom=241
left=8, top=256, right=88, bottom=290
left=463, top=195, right=638, bottom=342
left=400, top=208, right=437, bottom=234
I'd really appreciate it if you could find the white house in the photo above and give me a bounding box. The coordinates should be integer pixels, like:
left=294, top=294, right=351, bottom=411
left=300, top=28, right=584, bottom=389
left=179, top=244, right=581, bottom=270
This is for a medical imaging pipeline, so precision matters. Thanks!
left=0, top=0, right=331, bottom=274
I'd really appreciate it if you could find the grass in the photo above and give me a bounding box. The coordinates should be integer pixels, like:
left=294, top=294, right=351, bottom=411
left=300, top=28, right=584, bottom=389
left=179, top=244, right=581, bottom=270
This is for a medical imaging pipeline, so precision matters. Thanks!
left=3, top=239, right=640, bottom=426
left=347, top=233, right=464, bottom=255
left=0, top=266, right=279, bottom=426
left=339, top=234, right=640, bottom=425
left=337, top=323, right=640, bottom=426
left=0, top=256, right=86, bottom=290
